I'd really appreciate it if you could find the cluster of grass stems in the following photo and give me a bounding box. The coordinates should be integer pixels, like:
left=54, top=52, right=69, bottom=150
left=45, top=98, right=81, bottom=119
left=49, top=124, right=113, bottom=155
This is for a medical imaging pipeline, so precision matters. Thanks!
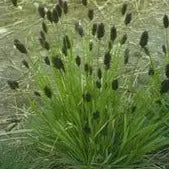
left=3, top=0, right=169, bottom=169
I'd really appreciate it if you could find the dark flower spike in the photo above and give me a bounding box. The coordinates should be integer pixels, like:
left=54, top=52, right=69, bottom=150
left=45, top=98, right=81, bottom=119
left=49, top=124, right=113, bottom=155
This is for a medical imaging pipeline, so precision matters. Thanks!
left=84, top=63, right=89, bottom=73
left=63, top=35, right=71, bottom=49
left=89, top=66, right=93, bottom=75
left=11, top=0, right=17, bottom=6
left=44, top=86, right=52, bottom=98
left=160, top=79, right=169, bottom=94
left=96, top=81, right=101, bottom=89
left=42, top=22, right=48, bottom=33
left=93, top=110, right=100, bottom=120
left=52, top=8, right=59, bottom=23
left=75, top=55, right=81, bottom=66
left=38, top=5, right=46, bottom=18
left=108, top=41, right=112, bottom=51
left=124, top=48, right=129, bottom=64
left=44, top=56, right=50, bottom=65
left=88, top=9, right=94, bottom=21
left=97, top=23, right=105, bottom=40
left=162, top=45, right=167, bottom=54
left=39, top=39, right=50, bottom=50
left=112, top=79, right=119, bottom=90
left=92, top=23, right=97, bottom=36
left=163, top=14, right=169, bottom=28
left=75, top=22, right=84, bottom=37
left=40, top=30, right=46, bottom=40
left=22, top=60, right=29, bottom=69
left=43, top=41, right=50, bottom=50
left=104, top=52, right=111, bottom=69
left=58, top=0, right=63, bottom=7
left=125, top=13, right=132, bottom=25
left=62, top=46, right=68, bottom=56
left=89, top=41, right=93, bottom=51
left=34, top=91, right=41, bottom=97
left=63, top=1, right=68, bottom=14
left=110, top=26, right=117, bottom=42
left=83, top=92, right=91, bottom=102
left=83, top=124, right=91, bottom=134
left=56, top=4, right=62, bottom=18
left=120, top=33, right=127, bottom=45
left=52, top=56, right=65, bottom=72
left=139, top=31, right=149, bottom=48
left=14, top=39, right=28, bottom=54
left=131, top=106, right=136, bottom=113
left=121, top=2, right=128, bottom=15
left=97, top=68, right=102, bottom=79
left=7, top=80, right=19, bottom=90
left=165, top=64, right=169, bottom=78
left=47, top=10, right=53, bottom=23
left=148, top=67, right=155, bottom=76
left=82, top=0, right=87, bottom=6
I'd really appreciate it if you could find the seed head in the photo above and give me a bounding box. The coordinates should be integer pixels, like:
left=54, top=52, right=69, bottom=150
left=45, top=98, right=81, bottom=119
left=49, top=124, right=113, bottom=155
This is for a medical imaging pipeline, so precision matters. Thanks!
left=84, top=63, right=89, bottom=73
left=11, top=0, right=17, bottom=6
left=58, top=0, right=63, bottom=7
left=62, top=46, right=68, bottom=56
left=93, top=110, right=100, bottom=120
left=75, top=22, right=84, bottom=37
left=92, top=23, right=97, bottom=36
left=165, top=64, right=169, bottom=78
left=89, top=66, right=93, bottom=75
left=160, top=79, right=169, bottom=94
left=125, top=13, right=132, bottom=25
left=44, top=86, right=52, bottom=98
left=139, top=31, right=149, bottom=48
left=22, top=59, right=29, bottom=69
left=97, top=68, right=102, bottom=79
left=89, top=41, right=93, bottom=51
left=120, top=33, right=127, bottom=45
left=97, top=23, right=105, bottom=40
left=104, top=52, right=111, bottom=69
left=88, top=9, right=94, bottom=21
left=83, top=92, right=91, bottom=102
left=112, top=79, right=119, bottom=90
left=148, top=67, right=154, bottom=76
left=38, top=5, right=46, bottom=18
left=162, top=45, right=167, bottom=54
left=52, top=56, right=65, bottom=72
left=42, top=22, right=48, bottom=33
left=63, top=35, right=71, bottom=49
left=55, top=4, right=62, bottom=18
left=39, top=40, right=50, bottom=50
left=96, top=81, right=101, bottom=89
left=63, top=1, right=68, bottom=14
left=7, top=80, right=19, bottom=90
left=82, top=0, right=87, bottom=6
left=124, top=48, right=129, bottom=64
left=52, top=8, right=59, bottom=23
left=14, top=39, right=28, bottom=54
left=44, top=56, right=50, bottom=65
left=163, top=14, right=169, bottom=28
left=83, top=124, right=91, bottom=134
left=40, top=30, right=46, bottom=40
left=75, top=55, right=81, bottom=66
left=131, top=106, right=136, bottom=113
left=121, top=2, right=128, bottom=15
left=108, top=41, right=112, bottom=51
left=47, top=10, right=53, bottom=23
left=34, top=91, right=41, bottom=97
left=110, top=26, right=117, bottom=42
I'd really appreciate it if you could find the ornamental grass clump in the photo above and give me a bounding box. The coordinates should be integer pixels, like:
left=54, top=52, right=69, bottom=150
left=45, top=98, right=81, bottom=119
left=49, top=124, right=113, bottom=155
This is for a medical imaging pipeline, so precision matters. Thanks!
left=8, top=1, right=169, bottom=169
